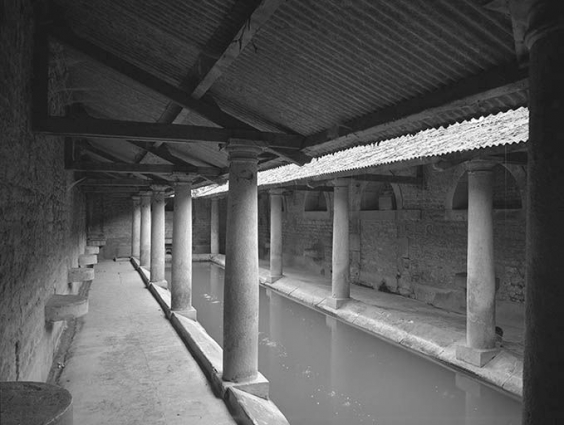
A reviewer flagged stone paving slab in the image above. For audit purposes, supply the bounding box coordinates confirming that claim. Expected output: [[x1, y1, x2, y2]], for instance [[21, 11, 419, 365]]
[[57, 260, 236, 425]]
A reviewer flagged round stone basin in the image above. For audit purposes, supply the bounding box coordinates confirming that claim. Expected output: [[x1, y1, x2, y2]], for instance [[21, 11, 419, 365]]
[[0, 381, 73, 425]]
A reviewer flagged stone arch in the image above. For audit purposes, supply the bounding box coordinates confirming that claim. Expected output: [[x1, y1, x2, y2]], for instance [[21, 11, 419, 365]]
[[445, 162, 525, 211], [304, 191, 328, 212], [359, 181, 403, 211]]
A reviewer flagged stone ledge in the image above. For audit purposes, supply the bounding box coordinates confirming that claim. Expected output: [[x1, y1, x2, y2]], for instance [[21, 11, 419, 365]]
[[0, 381, 73, 425], [78, 254, 97, 267], [45, 295, 88, 322], [84, 246, 99, 255], [68, 268, 94, 282]]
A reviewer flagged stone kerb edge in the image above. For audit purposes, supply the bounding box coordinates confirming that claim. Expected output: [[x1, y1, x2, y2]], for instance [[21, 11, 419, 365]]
[[130, 258, 289, 425]]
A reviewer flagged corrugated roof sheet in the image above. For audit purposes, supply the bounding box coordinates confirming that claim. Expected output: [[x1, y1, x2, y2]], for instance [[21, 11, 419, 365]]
[[194, 107, 528, 197], [211, 0, 516, 136]]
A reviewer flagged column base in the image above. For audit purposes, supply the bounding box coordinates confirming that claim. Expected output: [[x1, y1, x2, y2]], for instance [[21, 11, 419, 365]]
[[173, 306, 197, 321], [268, 274, 283, 283], [455, 344, 498, 367], [222, 373, 269, 399], [150, 280, 168, 289], [327, 297, 348, 309]]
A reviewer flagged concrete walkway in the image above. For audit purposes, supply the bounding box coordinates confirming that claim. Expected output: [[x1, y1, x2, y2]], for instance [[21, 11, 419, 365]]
[[56, 260, 236, 425]]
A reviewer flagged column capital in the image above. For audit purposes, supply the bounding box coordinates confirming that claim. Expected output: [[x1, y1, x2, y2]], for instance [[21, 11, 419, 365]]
[[139, 190, 152, 198], [226, 139, 263, 162], [524, 0, 564, 49], [331, 178, 350, 187], [173, 180, 193, 189], [269, 188, 285, 196], [131, 195, 141, 202], [150, 184, 169, 193], [465, 160, 496, 173]]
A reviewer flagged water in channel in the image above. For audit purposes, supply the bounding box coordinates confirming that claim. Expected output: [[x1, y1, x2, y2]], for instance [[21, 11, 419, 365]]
[[166, 262, 522, 425]]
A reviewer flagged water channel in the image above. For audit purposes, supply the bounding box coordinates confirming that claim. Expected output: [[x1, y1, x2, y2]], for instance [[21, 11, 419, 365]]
[[166, 262, 522, 425]]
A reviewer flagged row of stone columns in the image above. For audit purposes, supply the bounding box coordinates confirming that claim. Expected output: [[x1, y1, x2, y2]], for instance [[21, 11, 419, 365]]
[[132, 184, 196, 319]]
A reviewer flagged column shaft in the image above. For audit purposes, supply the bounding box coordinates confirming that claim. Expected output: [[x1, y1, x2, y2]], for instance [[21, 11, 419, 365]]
[[140, 194, 151, 268], [210, 198, 219, 254], [171, 183, 196, 319], [150, 189, 166, 285], [331, 181, 350, 308], [223, 144, 260, 382], [131, 197, 141, 258], [523, 5, 564, 423], [269, 190, 284, 282], [466, 168, 496, 350]]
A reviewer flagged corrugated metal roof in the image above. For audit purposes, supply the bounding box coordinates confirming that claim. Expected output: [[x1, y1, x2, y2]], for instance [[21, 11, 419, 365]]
[[51, 0, 531, 185], [194, 107, 528, 197], [211, 0, 516, 136]]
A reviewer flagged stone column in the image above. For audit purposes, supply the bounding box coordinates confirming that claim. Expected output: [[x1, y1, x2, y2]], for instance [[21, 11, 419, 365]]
[[150, 186, 167, 287], [223, 142, 261, 383], [210, 198, 219, 254], [328, 179, 350, 309], [131, 196, 141, 259], [269, 189, 285, 282], [170, 181, 197, 320], [522, 3, 564, 423], [139, 192, 152, 269], [456, 161, 497, 367]]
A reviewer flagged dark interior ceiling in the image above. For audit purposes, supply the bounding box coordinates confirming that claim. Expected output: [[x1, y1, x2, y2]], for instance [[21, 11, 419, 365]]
[[33, 0, 530, 194]]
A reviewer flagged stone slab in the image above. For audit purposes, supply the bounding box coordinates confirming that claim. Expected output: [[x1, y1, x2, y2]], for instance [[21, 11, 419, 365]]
[[45, 295, 88, 322], [84, 246, 99, 255], [68, 268, 94, 283], [78, 254, 97, 267], [0, 381, 73, 425]]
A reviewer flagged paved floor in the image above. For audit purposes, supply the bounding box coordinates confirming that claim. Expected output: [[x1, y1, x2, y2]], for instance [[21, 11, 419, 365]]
[[57, 260, 236, 425]]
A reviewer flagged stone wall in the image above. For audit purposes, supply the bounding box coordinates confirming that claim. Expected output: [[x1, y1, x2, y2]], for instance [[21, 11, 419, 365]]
[[253, 163, 526, 321], [0, 1, 87, 381], [94, 194, 213, 258]]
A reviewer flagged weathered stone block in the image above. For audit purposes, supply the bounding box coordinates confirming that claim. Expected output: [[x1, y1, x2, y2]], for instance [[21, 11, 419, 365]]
[[45, 295, 88, 322], [68, 267, 94, 282], [84, 246, 99, 255], [78, 254, 97, 266]]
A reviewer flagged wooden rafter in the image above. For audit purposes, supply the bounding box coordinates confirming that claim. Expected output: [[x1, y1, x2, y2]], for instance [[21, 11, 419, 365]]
[[78, 178, 152, 187], [48, 23, 311, 166], [191, 0, 286, 99], [49, 25, 248, 130], [353, 174, 422, 185], [35, 117, 304, 148], [66, 161, 221, 176]]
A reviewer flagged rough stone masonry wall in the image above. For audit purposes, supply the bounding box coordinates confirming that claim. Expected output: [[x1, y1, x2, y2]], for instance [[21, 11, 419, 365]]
[[0, 2, 87, 381], [257, 163, 526, 322], [95, 195, 213, 258]]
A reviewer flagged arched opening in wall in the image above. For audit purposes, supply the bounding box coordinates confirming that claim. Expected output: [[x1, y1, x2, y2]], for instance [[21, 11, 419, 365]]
[[360, 182, 397, 211], [493, 165, 522, 209], [450, 166, 522, 211], [304, 191, 328, 212], [452, 173, 469, 210]]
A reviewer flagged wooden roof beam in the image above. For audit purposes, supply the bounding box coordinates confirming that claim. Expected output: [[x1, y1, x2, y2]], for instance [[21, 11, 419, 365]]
[[78, 178, 153, 187], [35, 116, 304, 149], [66, 161, 222, 176], [191, 0, 286, 99], [48, 23, 311, 166], [49, 24, 249, 130]]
